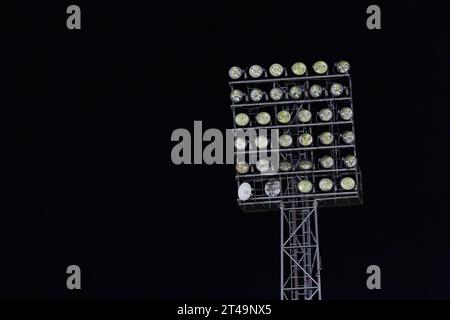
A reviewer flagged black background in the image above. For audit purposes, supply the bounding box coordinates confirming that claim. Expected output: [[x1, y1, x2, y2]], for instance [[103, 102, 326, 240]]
[[3, 1, 450, 299]]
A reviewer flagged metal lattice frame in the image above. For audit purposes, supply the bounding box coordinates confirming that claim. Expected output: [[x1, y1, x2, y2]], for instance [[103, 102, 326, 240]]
[[280, 201, 321, 300]]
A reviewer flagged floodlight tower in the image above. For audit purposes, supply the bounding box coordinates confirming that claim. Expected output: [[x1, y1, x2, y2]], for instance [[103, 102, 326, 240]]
[[228, 61, 362, 300]]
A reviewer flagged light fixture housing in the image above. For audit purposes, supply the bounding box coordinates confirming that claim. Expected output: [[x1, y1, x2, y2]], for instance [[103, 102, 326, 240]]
[[270, 87, 283, 101], [230, 89, 244, 103], [319, 131, 334, 145], [318, 108, 333, 122], [289, 86, 302, 99], [279, 134, 293, 148], [319, 156, 334, 169], [249, 65, 263, 78], [279, 160, 293, 171], [250, 88, 264, 102], [229, 66, 243, 80], [336, 60, 351, 74], [291, 62, 307, 76], [343, 155, 357, 168], [298, 133, 313, 147], [339, 107, 353, 121], [265, 179, 281, 197], [341, 131, 355, 144], [298, 180, 313, 193], [269, 63, 284, 77], [297, 109, 312, 123], [340, 177, 356, 190], [319, 178, 334, 192], [298, 160, 314, 170], [254, 136, 269, 149], [277, 110, 291, 124], [309, 84, 322, 98], [256, 159, 271, 173], [235, 137, 247, 150], [235, 162, 250, 174], [235, 113, 249, 127], [330, 83, 344, 97], [312, 61, 328, 74], [255, 112, 271, 125]]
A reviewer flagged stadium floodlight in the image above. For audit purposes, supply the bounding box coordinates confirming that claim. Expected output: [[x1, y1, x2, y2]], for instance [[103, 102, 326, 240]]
[[277, 110, 291, 124], [270, 87, 284, 101], [256, 159, 271, 173], [235, 113, 250, 126], [255, 136, 269, 149], [250, 88, 264, 102], [298, 180, 313, 193], [279, 134, 293, 148], [279, 160, 293, 171], [312, 60, 328, 74], [298, 160, 314, 170], [256, 112, 271, 125], [291, 62, 307, 76], [319, 155, 334, 169], [298, 132, 313, 147], [249, 65, 263, 78], [230, 89, 244, 103], [235, 137, 247, 150], [265, 179, 281, 197], [235, 162, 250, 174], [318, 108, 333, 122], [289, 86, 302, 99], [238, 182, 252, 201], [343, 154, 357, 168], [229, 66, 243, 80], [269, 63, 284, 77], [319, 131, 334, 145], [330, 83, 344, 97], [339, 107, 353, 120], [309, 84, 323, 98], [340, 177, 356, 190], [335, 60, 350, 74], [229, 60, 362, 301], [318, 178, 334, 192], [297, 109, 312, 123], [341, 131, 355, 144]]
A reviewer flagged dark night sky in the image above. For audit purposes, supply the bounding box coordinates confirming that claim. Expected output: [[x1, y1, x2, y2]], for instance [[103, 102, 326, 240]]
[[3, 1, 450, 299]]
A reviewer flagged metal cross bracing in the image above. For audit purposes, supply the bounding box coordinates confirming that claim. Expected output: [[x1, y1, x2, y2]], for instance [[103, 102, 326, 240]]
[[280, 201, 321, 300]]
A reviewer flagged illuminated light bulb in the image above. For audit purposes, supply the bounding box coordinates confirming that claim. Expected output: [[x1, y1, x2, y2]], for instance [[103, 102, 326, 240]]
[[297, 109, 312, 123], [256, 159, 271, 173], [336, 60, 351, 74], [270, 87, 283, 101], [343, 155, 357, 168], [291, 62, 307, 76], [235, 113, 249, 126], [340, 177, 356, 190], [312, 61, 328, 74], [298, 180, 313, 193], [319, 178, 334, 192], [255, 112, 271, 125], [330, 83, 344, 97], [230, 89, 244, 103], [279, 160, 293, 171], [269, 63, 284, 77], [298, 133, 313, 147], [250, 88, 264, 102], [277, 110, 291, 124], [279, 134, 293, 148], [319, 131, 334, 145], [319, 156, 334, 169], [265, 179, 281, 197], [254, 136, 269, 149], [318, 108, 333, 122], [235, 162, 250, 174], [289, 86, 302, 99], [298, 160, 313, 170], [309, 84, 323, 98], [235, 137, 247, 150], [249, 65, 263, 78], [341, 131, 355, 144], [339, 107, 353, 121], [228, 66, 243, 79]]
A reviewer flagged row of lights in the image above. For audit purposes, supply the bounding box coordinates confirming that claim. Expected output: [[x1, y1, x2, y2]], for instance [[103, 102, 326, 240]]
[[238, 176, 357, 201], [235, 107, 353, 126], [230, 82, 348, 103], [235, 155, 357, 174], [229, 60, 351, 80], [235, 130, 355, 150]]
